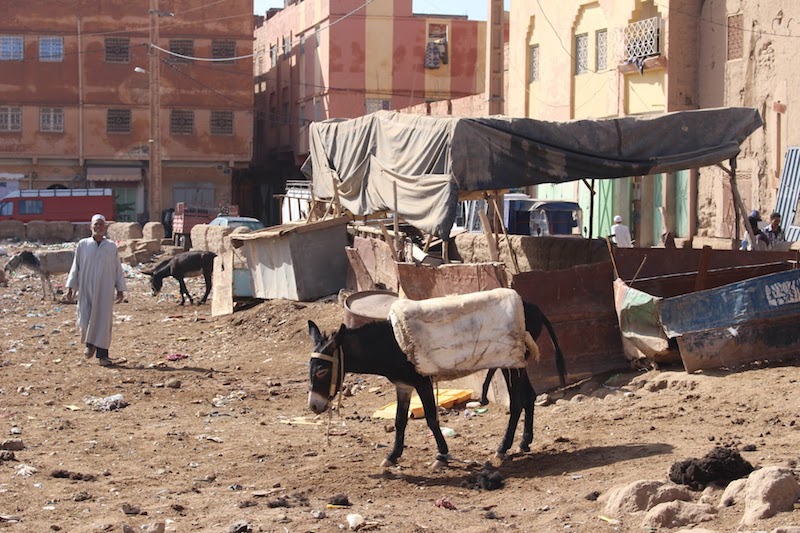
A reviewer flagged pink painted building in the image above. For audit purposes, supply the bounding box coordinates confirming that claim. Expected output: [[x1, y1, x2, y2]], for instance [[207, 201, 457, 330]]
[[253, 0, 487, 183]]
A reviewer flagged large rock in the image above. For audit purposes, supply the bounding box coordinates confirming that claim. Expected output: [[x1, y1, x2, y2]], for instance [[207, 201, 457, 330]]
[[602, 479, 693, 516], [641, 501, 717, 529], [26, 221, 73, 243], [107, 222, 143, 241], [719, 478, 747, 508], [0, 220, 24, 240], [741, 466, 800, 525], [143, 222, 166, 241]]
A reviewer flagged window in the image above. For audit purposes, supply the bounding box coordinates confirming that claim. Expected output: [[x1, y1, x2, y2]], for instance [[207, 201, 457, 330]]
[[105, 37, 130, 63], [210, 111, 233, 135], [283, 35, 291, 58], [528, 44, 539, 83], [106, 109, 131, 133], [365, 99, 390, 113], [0, 36, 23, 61], [39, 37, 63, 62], [40, 108, 64, 132], [270, 45, 278, 67], [212, 39, 235, 65], [299, 104, 306, 125], [299, 34, 305, 55], [314, 97, 323, 122], [727, 14, 744, 61], [596, 29, 607, 71], [575, 33, 588, 75], [623, 16, 662, 60], [0, 107, 22, 132], [19, 200, 43, 215], [315, 25, 320, 45], [169, 39, 194, 64], [170, 110, 194, 135], [256, 53, 264, 75]]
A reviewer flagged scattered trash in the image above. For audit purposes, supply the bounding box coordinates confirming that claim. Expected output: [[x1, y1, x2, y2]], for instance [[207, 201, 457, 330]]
[[346, 513, 365, 530], [311, 509, 326, 519], [166, 353, 189, 361], [598, 515, 620, 525], [15, 464, 37, 477], [435, 497, 457, 510], [228, 484, 243, 491], [440, 427, 455, 438], [196, 434, 223, 443], [327, 494, 352, 507], [466, 401, 481, 409], [84, 394, 128, 411]]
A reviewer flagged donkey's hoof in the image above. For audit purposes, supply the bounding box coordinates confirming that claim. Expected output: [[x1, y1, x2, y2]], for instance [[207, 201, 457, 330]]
[[494, 451, 509, 461], [431, 459, 448, 470], [519, 444, 531, 453], [380, 458, 397, 468]]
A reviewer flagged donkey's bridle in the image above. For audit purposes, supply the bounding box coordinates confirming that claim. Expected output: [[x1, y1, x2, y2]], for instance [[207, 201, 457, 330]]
[[311, 346, 343, 401]]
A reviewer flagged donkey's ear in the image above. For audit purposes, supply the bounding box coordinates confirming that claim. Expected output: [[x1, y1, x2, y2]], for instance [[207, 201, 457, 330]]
[[333, 323, 347, 343], [308, 320, 322, 343]]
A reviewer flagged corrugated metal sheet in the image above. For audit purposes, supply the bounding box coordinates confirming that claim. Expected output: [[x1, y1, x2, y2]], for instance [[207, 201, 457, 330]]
[[774, 146, 800, 241]]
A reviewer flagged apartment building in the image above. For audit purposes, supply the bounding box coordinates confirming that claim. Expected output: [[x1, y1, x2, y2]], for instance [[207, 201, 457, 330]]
[[253, 0, 487, 191], [0, 0, 253, 223]]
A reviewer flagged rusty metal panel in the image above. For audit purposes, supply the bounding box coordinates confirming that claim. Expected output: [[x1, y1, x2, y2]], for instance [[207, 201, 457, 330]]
[[349, 237, 399, 293], [512, 262, 628, 390], [395, 262, 508, 300], [614, 247, 799, 281]]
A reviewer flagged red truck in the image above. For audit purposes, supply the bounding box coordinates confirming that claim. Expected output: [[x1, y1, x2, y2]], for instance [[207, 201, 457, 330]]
[[0, 188, 116, 223], [172, 202, 238, 249]]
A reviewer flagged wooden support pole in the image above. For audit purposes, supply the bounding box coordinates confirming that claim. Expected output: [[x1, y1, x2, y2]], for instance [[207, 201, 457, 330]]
[[330, 175, 341, 217], [379, 222, 398, 262], [717, 160, 756, 248], [492, 196, 520, 274], [393, 181, 401, 261], [478, 208, 499, 262]]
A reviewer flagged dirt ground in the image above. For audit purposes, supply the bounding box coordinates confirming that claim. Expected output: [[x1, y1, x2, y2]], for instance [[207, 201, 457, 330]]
[[1, 244, 799, 533]]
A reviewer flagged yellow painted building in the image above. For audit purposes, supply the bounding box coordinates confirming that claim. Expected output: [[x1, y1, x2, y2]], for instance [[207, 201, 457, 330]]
[[507, 0, 702, 246]]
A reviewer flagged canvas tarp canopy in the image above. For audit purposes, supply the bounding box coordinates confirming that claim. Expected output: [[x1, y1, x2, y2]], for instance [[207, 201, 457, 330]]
[[301, 108, 763, 237]]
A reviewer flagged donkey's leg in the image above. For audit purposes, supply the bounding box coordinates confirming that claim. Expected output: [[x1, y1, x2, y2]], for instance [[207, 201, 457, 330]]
[[199, 270, 212, 304], [177, 277, 193, 305], [516, 371, 536, 452], [382, 384, 414, 467], [45, 273, 56, 301], [497, 368, 523, 458], [39, 273, 47, 301], [480, 368, 497, 405], [414, 378, 450, 467]]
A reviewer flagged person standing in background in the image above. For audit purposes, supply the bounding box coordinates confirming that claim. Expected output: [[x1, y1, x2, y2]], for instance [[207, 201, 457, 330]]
[[759, 211, 786, 249], [610, 215, 633, 248], [65, 214, 126, 367]]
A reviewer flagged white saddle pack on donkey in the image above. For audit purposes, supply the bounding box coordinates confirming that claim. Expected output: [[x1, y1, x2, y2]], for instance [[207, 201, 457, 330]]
[[388, 288, 536, 377]]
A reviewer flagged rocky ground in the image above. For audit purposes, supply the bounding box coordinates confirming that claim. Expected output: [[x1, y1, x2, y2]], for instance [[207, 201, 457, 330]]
[[1, 243, 799, 533]]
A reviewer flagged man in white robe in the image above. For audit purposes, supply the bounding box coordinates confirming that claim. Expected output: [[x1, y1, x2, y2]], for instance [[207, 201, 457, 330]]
[[610, 215, 633, 248], [65, 214, 126, 366]]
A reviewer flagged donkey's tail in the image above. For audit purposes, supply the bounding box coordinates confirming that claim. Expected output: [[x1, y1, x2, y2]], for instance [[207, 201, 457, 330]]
[[540, 311, 567, 388]]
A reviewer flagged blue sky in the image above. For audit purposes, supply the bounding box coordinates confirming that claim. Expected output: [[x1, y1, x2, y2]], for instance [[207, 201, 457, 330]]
[[253, 0, 510, 20]]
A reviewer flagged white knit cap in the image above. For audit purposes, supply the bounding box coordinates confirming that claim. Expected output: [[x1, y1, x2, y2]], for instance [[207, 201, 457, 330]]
[[614, 215, 622, 223], [91, 214, 106, 223]]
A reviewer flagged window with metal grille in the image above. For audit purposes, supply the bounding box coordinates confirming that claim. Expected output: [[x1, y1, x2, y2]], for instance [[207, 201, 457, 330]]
[[0, 107, 22, 132], [211, 39, 235, 65], [283, 35, 291, 58], [107, 109, 131, 133], [105, 37, 130, 63], [623, 16, 661, 59], [40, 108, 64, 132], [170, 110, 194, 135], [0, 36, 23, 61], [596, 29, 607, 71], [256, 53, 264, 75], [575, 33, 589, 75], [365, 99, 390, 114], [528, 44, 539, 83], [270, 45, 278, 67], [169, 39, 194, 63], [727, 14, 743, 61], [210, 111, 233, 135], [39, 37, 63, 62]]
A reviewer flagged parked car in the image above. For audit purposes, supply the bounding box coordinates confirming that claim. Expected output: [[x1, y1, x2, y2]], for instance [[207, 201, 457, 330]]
[[208, 216, 265, 231]]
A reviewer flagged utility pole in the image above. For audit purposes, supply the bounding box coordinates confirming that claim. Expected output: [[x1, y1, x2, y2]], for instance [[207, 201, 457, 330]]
[[148, 0, 163, 222], [485, 0, 504, 116]]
